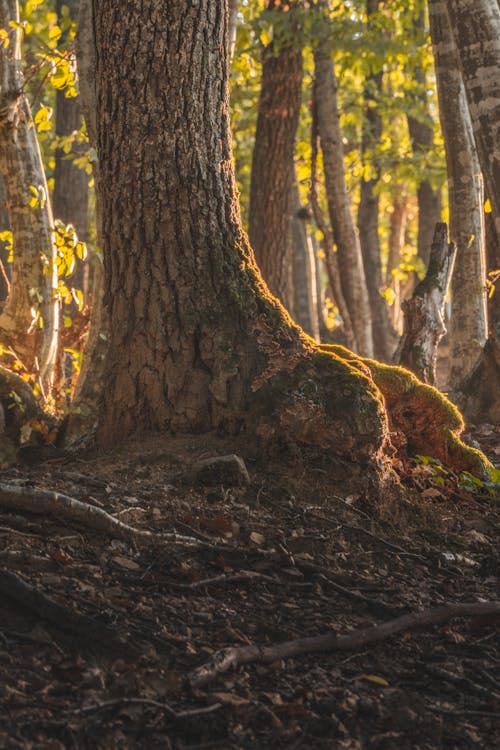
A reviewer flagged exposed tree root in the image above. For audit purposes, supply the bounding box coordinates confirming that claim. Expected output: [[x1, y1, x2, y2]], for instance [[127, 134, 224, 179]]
[[0, 482, 157, 545], [0, 568, 128, 649], [0, 482, 223, 550], [189, 601, 500, 687]]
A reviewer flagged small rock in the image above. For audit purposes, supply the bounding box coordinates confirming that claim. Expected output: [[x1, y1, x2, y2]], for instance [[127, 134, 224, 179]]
[[189, 454, 250, 487]]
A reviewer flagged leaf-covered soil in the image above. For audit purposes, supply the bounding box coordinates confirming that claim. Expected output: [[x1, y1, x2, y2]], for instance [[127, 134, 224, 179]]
[[0, 427, 499, 750]]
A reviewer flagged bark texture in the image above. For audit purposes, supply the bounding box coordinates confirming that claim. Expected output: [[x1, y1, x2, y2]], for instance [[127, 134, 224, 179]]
[[397, 223, 456, 385], [446, 0, 500, 422], [313, 31, 373, 356], [90, 0, 387, 470], [447, 0, 500, 238], [84, 0, 491, 482], [357, 0, 397, 362], [0, 0, 58, 385], [428, 0, 487, 389], [248, 1, 303, 313]]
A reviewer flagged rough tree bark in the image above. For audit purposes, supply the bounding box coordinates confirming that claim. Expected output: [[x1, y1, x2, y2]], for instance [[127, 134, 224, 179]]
[[313, 11, 373, 356], [446, 0, 500, 423], [248, 0, 303, 312], [81, 0, 491, 484], [406, 9, 442, 270], [0, 0, 58, 386], [428, 0, 487, 390], [397, 223, 456, 386], [357, 0, 397, 362]]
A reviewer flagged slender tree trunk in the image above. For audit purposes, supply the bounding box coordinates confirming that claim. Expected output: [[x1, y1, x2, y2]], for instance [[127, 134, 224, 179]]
[[291, 186, 319, 340], [53, 0, 89, 244], [428, 0, 487, 390], [357, 0, 397, 361], [406, 10, 442, 269], [310, 106, 356, 350], [229, 0, 238, 60], [313, 34, 373, 356], [0, 0, 58, 387], [248, 0, 303, 313]]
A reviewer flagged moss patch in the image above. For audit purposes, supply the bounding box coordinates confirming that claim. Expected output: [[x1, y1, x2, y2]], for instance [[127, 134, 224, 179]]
[[319, 344, 494, 480]]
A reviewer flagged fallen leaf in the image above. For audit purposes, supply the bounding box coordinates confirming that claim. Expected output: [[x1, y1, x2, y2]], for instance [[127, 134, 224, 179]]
[[359, 674, 390, 686], [210, 692, 250, 706]]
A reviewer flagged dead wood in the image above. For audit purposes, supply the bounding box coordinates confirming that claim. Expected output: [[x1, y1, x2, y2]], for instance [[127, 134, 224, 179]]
[[397, 222, 456, 384], [189, 600, 500, 687]]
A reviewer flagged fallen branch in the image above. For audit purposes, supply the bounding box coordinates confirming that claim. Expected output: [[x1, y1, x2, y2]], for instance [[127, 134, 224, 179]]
[[189, 601, 500, 687]]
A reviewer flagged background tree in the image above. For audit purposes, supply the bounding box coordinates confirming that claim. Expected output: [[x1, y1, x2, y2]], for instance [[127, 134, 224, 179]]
[[428, 0, 487, 390], [248, 0, 303, 312], [0, 0, 58, 387]]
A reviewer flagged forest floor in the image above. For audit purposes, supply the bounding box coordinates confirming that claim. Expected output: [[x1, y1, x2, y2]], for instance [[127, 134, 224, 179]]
[[0, 425, 499, 750]]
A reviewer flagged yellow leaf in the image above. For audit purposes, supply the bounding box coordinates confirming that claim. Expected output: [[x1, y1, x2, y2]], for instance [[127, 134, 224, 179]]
[[485, 198, 492, 214], [359, 674, 390, 686]]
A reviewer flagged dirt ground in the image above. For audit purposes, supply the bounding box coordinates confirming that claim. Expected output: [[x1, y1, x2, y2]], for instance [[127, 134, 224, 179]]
[[0, 425, 499, 750]]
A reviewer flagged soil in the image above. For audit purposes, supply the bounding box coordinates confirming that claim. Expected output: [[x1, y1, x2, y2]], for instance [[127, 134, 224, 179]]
[[0, 426, 499, 750]]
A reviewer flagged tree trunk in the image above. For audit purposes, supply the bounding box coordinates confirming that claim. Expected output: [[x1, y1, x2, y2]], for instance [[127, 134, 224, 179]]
[[397, 223, 456, 385], [291, 187, 319, 340], [386, 196, 408, 332], [357, 0, 397, 362], [248, 0, 303, 313], [446, 0, 500, 422], [229, 0, 238, 60], [406, 10, 442, 270], [0, 0, 58, 387], [313, 31, 373, 356], [83, 0, 491, 483], [428, 0, 487, 390], [53, 0, 89, 244], [310, 107, 356, 350]]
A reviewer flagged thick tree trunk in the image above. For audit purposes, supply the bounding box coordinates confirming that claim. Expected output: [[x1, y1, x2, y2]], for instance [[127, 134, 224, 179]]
[[313, 35, 373, 356], [428, 0, 487, 390], [406, 11, 442, 270], [248, 1, 303, 313], [397, 223, 456, 385], [83, 0, 491, 482], [0, 0, 58, 387], [357, 0, 397, 362], [89, 0, 385, 464]]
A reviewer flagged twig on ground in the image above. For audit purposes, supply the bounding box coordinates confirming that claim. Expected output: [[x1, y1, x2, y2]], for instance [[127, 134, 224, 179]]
[[73, 696, 223, 721], [189, 601, 500, 687]]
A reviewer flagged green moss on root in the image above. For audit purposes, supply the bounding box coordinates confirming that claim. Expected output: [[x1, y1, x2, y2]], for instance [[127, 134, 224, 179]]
[[319, 344, 494, 480]]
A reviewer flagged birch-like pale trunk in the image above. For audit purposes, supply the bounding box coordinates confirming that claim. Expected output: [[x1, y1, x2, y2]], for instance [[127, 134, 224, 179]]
[[0, 0, 58, 387], [313, 40, 373, 356], [428, 0, 487, 389], [446, 0, 500, 240]]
